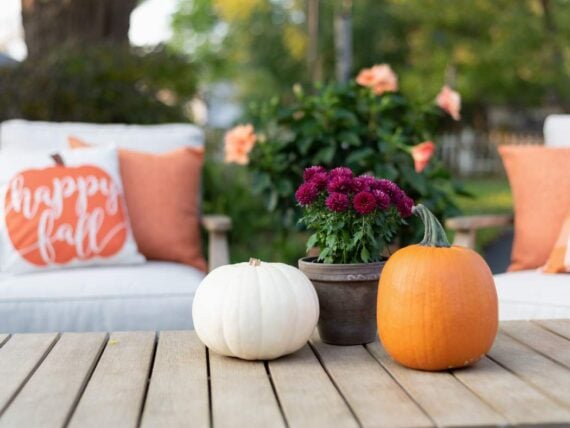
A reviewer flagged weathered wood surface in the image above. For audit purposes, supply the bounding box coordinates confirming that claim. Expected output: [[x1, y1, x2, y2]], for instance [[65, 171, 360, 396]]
[[366, 341, 507, 427], [0, 332, 106, 428], [68, 331, 156, 428], [312, 339, 432, 427], [140, 331, 209, 428], [0, 321, 569, 427], [209, 349, 285, 428], [0, 333, 58, 416], [269, 344, 358, 428]]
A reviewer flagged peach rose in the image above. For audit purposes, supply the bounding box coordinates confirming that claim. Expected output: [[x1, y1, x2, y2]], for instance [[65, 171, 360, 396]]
[[356, 64, 398, 95], [411, 141, 436, 173], [436, 85, 461, 121], [224, 124, 257, 165]]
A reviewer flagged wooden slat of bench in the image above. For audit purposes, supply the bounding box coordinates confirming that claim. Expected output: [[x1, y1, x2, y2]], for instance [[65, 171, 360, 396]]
[[268, 345, 358, 428], [453, 356, 570, 425], [0, 333, 106, 428], [68, 331, 155, 428], [0, 333, 58, 416], [312, 340, 433, 428], [501, 321, 570, 368], [367, 341, 507, 427], [209, 351, 285, 428], [535, 319, 570, 340], [489, 331, 570, 406], [140, 331, 209, 428]]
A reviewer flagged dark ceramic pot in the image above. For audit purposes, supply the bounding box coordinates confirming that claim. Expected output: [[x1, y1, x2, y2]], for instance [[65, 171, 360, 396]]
[[298, 256, 385, 346]]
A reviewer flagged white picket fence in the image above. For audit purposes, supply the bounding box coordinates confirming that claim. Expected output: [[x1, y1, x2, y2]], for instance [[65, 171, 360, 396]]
[[439, 129, 544, 177]]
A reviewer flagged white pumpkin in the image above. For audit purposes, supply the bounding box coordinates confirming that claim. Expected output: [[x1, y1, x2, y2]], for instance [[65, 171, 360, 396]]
[[192, 258, 320, 360]]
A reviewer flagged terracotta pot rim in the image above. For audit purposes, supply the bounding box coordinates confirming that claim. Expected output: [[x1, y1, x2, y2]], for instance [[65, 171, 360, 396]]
[[298, 256, 386, 268], [298, 256, 385, 282]]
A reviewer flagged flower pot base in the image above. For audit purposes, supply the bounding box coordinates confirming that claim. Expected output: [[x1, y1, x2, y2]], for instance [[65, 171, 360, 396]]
[[299, 257, 384, 346]]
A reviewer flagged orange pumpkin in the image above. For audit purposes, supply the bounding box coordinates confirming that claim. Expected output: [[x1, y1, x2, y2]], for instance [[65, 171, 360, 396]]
[[377, 204, 498, 371], [4, 154, 127, 266]]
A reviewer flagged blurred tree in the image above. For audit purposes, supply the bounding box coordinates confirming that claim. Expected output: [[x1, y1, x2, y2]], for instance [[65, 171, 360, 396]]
[[171, 0, 570, 111], [0, 44, 197, 123], [21, 0, 137, 60]]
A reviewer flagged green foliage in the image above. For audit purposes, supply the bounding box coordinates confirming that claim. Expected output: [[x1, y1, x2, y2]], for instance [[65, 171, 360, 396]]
[[171, 0, 570, 110], [246, 81, 462, 244], [300, 195, 404, 264], [0, 44, 197, 123], [201, 133, 305, 264]]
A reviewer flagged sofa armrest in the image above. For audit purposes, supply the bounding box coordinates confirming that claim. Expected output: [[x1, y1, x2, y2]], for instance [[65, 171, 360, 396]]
[[445, 214, 514, 250], [201, 215, 232, 271]]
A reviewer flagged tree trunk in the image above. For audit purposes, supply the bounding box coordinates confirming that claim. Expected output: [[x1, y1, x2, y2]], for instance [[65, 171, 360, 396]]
[[307, 0, 322, 83], [21, 0, 137, 60], [334, 0, 352, 83]]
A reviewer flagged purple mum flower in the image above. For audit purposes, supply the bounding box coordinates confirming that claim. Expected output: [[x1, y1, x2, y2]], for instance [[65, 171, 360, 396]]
[[326, 192, 350, 212], [303, 166, 326, 182], [373, 178, 399, 197], [352, 175, 375, 193], [329, 167, 353, 179], [395, 194, 414, 218], [353, 191, 377, 215], [372, 189, 391, 210], [295, 182, 319, 206], [389, 189, 414, 218], [327, 175, 353, 193], [309, 172, 328, 191]]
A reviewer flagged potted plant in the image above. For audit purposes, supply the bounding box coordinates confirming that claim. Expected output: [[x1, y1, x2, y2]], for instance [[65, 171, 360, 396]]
[[296, 165, 414, 345]]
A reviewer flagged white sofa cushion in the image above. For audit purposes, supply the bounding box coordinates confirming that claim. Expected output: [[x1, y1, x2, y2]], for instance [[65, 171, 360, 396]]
[[544, 115, 570, 148], [0, 261, 204, 333], [0, 120, 204, 153], [495, 270, 570, 320]]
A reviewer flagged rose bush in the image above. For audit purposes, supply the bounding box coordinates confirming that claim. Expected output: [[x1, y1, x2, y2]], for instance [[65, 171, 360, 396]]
[[224, 63, 467, 244], [296, 166, 413, 264]]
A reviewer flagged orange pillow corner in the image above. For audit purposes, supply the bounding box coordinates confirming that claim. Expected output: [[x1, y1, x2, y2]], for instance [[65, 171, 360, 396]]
[[499, 144, 570, 272]]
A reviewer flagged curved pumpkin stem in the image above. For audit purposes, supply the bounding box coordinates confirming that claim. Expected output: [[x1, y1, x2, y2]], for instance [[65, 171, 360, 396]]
[[413, 204, 451, 248]]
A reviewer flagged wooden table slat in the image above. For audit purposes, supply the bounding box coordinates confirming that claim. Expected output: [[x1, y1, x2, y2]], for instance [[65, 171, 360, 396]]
[[313, 339, 433, 428], [489, 331, 570, 407], [209, 350, 285, 428], [68, 331, 156, 428], [0, 333, 58, 415], [501, 321, 570, 368], [535, 319, 570, 340], [140, 331, 209, 428], [366, 341, 508, 427], [0, 332, 106, 428], [452, 356, 570, 425], [268, 344, 359, 428]]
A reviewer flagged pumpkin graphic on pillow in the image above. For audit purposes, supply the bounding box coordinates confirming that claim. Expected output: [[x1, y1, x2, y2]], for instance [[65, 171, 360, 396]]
[[4, 154, 128, 266]]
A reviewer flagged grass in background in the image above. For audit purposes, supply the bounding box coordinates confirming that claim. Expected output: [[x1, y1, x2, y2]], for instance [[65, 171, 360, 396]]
[[452, 177, 513, 250]]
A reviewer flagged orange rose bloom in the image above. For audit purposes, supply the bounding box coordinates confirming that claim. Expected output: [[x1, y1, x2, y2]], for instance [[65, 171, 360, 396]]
[[224, 124, 257, 165], [411, 141, 436, 173], [436, 85, 461, 121], [356, 64, 398, 95]]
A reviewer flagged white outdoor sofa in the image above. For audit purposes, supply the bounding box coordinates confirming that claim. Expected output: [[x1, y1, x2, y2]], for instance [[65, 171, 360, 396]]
[[0, 120, 231, 333], [446, 115, 570, 320]]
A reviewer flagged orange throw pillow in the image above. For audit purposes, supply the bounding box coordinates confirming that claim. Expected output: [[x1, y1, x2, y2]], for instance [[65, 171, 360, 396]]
[[69, 137, 207, 272], [499, 145, 570, 271], [543, 214, 570, 273]]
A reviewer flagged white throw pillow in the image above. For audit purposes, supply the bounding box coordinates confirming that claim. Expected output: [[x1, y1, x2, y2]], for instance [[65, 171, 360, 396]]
[[0, 146, 144, 274]]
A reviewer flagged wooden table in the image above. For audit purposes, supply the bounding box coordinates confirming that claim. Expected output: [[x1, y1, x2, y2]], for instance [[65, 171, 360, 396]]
[[0, 320, 569, 427]]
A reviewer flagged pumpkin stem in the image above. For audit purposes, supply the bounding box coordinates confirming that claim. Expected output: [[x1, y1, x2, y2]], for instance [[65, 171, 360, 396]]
[[249, 258, 261, 266], [413, 204, 451, 248], [51, 153, 65, 166]]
